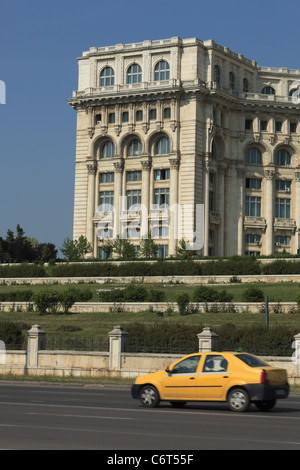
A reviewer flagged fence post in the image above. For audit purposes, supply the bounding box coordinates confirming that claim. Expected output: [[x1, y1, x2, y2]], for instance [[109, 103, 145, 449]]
[[26, 324, 46, 371], [197, 327, 219, 352], [108, 326, 128, 371], [293, 332, 300, 376]]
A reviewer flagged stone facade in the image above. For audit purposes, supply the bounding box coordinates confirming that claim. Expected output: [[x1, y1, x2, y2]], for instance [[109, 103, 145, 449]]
[[68, 37, 300, 257]]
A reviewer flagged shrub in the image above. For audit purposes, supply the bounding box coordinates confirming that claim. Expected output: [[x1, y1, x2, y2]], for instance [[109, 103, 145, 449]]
[[242, 286, 264, 302], [32, 290, 59, 314], [0, 263, 45, 278], [192, 286, 233, 303], [176, 292, 190, 315], [147, 289, 166, 302], [0, 321, 23, 349], [58, 288, 77, 314], [0, 290, 33, 301]]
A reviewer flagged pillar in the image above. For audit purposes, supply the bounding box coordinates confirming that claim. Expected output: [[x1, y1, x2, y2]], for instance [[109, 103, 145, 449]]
[[86, 159, 97, 254], [217, 162, 226, 256], [264, 169, 275, 255], [26, 325, 46, 370], [113, 159, 124, 238], [236, 166, 245, 255], [197, 327, 219, 352], [203, 159, 210, 256], [140, 158, 151, 238], [168, 156, 180, 255], [108, 326, 128, 371], [294, 171, 300, 253]]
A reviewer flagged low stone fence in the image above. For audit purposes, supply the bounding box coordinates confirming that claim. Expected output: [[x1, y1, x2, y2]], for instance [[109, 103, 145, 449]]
[[2, 274, 300, 286], [0, 325, 300, 384], [0, 300, 297, 314]]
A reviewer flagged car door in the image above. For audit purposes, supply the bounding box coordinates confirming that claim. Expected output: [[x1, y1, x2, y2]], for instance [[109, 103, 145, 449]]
[[161, 355, 202, 400], [196, 354, 230, 400]]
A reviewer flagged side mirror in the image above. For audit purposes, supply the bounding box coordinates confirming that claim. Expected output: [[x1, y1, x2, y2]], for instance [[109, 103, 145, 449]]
[[165, 366, 172, 374]]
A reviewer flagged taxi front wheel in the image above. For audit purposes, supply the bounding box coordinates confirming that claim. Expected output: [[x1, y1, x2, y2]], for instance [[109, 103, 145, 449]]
[[227, 388, 250, 412], [139, 385, 160, 408]]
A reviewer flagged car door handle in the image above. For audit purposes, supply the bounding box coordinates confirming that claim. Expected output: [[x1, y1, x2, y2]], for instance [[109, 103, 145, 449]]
[[189, 377, 195, 380], [223, 376, 229, 378]]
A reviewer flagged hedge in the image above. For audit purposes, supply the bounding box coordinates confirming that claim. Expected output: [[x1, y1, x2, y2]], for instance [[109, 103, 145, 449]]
[[125, 322, 297, 356], [0, 264, 45, 278]]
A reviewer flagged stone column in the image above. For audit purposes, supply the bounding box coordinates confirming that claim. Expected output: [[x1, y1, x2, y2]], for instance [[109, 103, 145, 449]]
[[113, 159, 124, 238], [264, 169, 275, 255], [197, 327, 219, 352], [294, 171, 300, 253], [217, 162, 226, 256], [236, 166, 245, 255], [86, 159, 97, 254], [168, 156, 180, 255], [140, 158, 152, 238], [203, 159, 210, 256], [26, 325, 46, 370], [108, 326, 128, 371]]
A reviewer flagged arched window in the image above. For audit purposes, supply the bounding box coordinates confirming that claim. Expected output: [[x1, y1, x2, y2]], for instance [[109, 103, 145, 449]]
[[128, 139, 142, 157], [127, 64, 142, 84], [214, 65, 221, 84], [100, 67, 115, 87], [154, 61, 170, 81], [243, 78, 249, 93], [101, 141, 115, 159], [246, 147, 262, 165], [155, 136, 170, 155], [275, 149, 291, 166], [261, 86, 275, 95]]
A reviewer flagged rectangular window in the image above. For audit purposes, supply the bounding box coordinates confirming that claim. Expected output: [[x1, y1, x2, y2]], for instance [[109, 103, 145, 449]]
[[122, 111, 129, 122], [126, 171, 142, 182], [163, 108, 171, 119], [290, 122, 297, 133], [154, 169, 170, 180], [245, 196, 261, 217], [275, 236, 291, 246], [275, 198, 290, 218], [152, 226, 169, 238], [136, 110, 143, 121], [108, 113, 115, 124], [158, 245, 169, 258], [95, 114, 102, 125], [154, 188, 169, 207], [275, 121, 282, 132], [100, 172, 114, 183], [245, 234, 261, 244], [99, 191, 114, 211], [275, 180, 291, 192], [245, 119, 253, 130], [126, 189, 141, 210], [260, 120, 267, 131], [246, 178, 262, 189], [149, 109, 156, 120], [98, 247, 112, 259]]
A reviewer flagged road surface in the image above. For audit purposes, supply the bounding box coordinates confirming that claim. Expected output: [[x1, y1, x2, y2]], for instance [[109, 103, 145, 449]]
[[0, 383, 299, 450]]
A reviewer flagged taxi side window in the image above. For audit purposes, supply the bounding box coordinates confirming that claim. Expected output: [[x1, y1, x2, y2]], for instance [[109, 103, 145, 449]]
[[172, 355, 201, 374], [203, 355, 228, 373]]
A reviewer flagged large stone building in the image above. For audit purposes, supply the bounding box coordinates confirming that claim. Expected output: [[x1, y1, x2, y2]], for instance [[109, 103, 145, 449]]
[[68, 36, 300, 258]]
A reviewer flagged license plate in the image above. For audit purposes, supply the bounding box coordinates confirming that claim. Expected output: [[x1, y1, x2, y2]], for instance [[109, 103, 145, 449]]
[[275, 389, 285, 396]]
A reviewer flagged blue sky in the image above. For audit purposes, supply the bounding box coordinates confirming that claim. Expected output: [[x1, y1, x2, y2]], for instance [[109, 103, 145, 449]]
[[0, 0, 299, 254]]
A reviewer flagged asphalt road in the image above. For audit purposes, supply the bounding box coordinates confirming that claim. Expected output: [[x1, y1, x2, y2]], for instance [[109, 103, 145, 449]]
[[0, 383, 299, 451]]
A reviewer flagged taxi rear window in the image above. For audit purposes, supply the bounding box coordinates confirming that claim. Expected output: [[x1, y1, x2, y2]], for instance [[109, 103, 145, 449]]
[[236, 353, 268, 367]]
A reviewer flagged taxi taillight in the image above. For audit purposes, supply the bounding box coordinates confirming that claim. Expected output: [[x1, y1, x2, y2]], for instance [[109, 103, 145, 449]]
[[261, 369, 269, 383]]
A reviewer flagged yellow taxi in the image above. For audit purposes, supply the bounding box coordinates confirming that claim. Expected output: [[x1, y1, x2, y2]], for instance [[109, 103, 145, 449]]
[[131, 352, 289, 412]]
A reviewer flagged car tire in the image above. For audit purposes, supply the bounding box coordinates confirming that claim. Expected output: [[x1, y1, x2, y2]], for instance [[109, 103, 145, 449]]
[[139, 385, 160, 408], [227, 388, 250, 412], [254, 399, 276, 411]]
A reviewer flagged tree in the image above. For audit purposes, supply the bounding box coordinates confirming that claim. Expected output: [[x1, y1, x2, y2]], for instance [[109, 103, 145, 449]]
[[60, 236, 92, 261], [140, 232, 158, 259], [111, 235, 136, 260]]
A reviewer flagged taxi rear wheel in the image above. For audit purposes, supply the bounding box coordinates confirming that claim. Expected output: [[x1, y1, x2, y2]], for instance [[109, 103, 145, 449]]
[[139, 385, 160, 408], [227, 388, 250, 412]]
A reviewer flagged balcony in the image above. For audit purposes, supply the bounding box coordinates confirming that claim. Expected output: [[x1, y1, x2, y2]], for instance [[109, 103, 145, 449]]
[[274, 218, 296, 232], [244, 216, 266, 231]]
